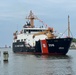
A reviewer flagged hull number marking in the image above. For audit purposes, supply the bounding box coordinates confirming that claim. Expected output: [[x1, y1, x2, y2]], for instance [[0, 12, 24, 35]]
[[48, 44, 54, 47]]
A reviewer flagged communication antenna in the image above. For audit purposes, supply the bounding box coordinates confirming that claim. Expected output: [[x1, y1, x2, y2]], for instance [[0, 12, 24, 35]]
[[68, 15, 70, 37]]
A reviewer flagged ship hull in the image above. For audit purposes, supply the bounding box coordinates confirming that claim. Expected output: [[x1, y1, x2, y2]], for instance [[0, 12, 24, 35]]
[[12, 38, 72, 55]]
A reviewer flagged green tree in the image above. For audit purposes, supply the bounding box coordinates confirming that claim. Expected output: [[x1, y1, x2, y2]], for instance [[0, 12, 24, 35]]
[[72, 38, 76, 42]]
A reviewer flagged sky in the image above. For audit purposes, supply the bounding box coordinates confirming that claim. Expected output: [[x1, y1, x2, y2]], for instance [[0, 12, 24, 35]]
[[0, 0, 76, 47]]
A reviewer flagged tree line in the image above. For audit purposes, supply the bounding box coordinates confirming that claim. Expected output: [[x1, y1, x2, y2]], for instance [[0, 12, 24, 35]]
[[72, 38, 76, 42]]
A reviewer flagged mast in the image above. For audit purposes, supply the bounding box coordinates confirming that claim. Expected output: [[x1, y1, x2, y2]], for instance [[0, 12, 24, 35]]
[[68, 15, 70, 37], [26, 10, 37, 27]]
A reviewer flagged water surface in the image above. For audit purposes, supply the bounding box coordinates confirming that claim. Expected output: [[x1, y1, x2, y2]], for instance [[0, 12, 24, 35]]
[[0, 48, 76, 75]]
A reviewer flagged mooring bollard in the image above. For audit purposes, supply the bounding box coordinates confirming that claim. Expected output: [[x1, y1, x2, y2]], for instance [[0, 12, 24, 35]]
[[3, 51, 9, 61]]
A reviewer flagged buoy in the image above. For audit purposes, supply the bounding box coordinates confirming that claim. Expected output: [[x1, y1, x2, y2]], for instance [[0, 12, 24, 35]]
[[3, 51, 9, 61]]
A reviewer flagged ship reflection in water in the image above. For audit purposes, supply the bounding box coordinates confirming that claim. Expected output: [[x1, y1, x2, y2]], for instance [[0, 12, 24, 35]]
[[0, 48, 76, 75]]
